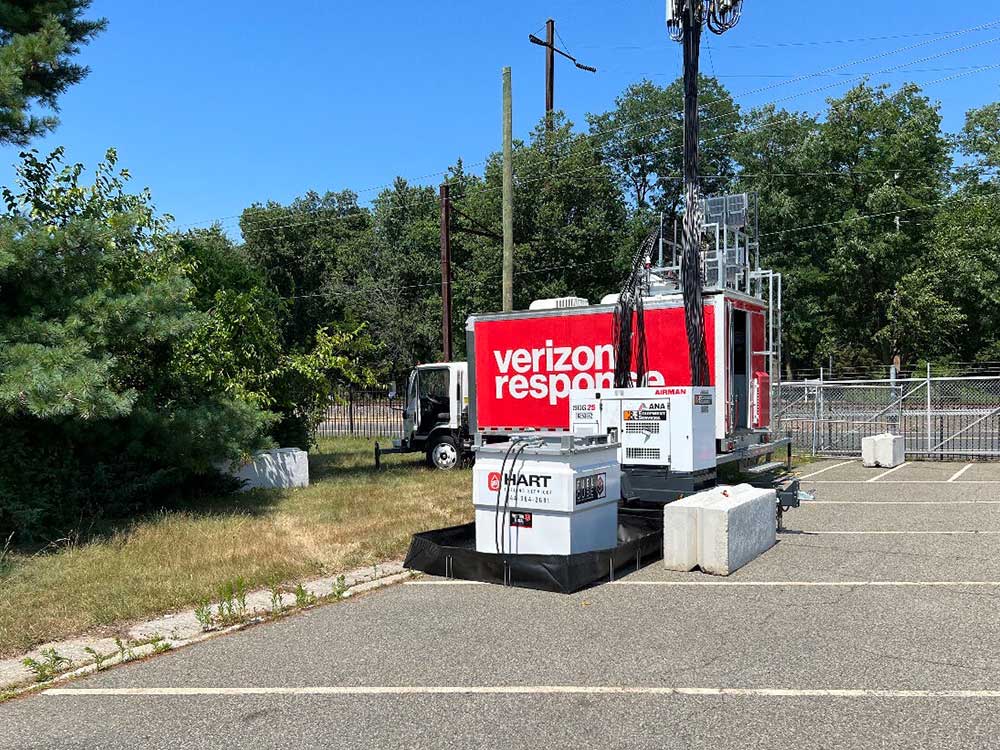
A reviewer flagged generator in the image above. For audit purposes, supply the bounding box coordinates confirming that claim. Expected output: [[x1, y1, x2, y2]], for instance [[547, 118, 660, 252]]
[[570, 386, 717, 503], [472, 435, 621, 555]]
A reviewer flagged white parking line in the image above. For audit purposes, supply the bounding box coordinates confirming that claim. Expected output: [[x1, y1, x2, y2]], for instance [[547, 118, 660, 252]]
[[797, 460, 855, 479], [42, 686, 1000, 699], [867, 463, 910, 482], [610, 581, 1000, 587], [794, 531, 1000, 535], [807, 480, 1000, 485], [808, 500, 1000, 505], [411, 578, 1000, 586], [949, 464, 975, 482], [405, 580, 485, 585]]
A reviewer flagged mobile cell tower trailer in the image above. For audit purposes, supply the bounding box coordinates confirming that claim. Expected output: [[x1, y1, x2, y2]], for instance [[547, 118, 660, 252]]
[[384, 194, 791, 485], [403, 194, 803, 592], [464, 194, 791, 497]]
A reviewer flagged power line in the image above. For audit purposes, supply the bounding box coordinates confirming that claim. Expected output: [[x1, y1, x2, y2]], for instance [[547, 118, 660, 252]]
[[192, 60, 999, 243], [582, 24, 1000, 52], [174, 28, 1000, 239], [581, 19, 1000, 156], [759, 188, 1000, 238], [467, 58, 1000, 199], [175, 19, 1000, 233]]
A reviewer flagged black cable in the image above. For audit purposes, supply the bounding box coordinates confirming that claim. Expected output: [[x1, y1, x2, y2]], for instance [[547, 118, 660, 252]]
[[613, 227, 659, 387], [494, 441, 518, 554], [502, 443, 528, 555]]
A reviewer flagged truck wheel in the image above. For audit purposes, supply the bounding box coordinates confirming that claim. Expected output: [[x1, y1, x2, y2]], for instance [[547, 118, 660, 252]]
[[427, 436, 459, 470]]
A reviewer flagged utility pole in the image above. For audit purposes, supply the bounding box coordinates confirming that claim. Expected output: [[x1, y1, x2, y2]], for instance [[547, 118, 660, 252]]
[[502, 66, 514, 312], [528, 19, 596, 129], [545, 19, 554, 118], [666, 0, 743, 387], [439, 182, 453, 361]]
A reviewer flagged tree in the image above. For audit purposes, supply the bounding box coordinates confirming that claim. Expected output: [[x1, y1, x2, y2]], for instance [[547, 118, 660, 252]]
[[587, 76, 741, 215], [0, 0, 106, 144], [929, 104, 1000, 360], [178, 226, 376, 449], [459, 113, 630, 316], [336, 178, 444, 374], [0, 149, 270, 540], [737, 82, 957, 371]]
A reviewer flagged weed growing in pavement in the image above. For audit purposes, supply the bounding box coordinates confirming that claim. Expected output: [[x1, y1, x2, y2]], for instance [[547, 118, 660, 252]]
[[294, 583, 316, 607], [216, 578, 250, 625], [269, 579, 285, 613], [22, 648, 70, 682], [234, 577, 249, 617], [194, 598, 214, 630], [152, 640, 171, 655], [83, 646, 107, 671], [331, 575, 348, 600], [217, 581, 236, 624], [114, 637, 135, 664]]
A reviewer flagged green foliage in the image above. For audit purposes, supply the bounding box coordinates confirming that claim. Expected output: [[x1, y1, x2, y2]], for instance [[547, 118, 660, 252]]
[[587, 76, 741, 213], [0, 1, 106, 144], [929, 104, 1000, 361], [293, 583, 316, 607], [194, 598, 214, 630], [453, 113, 629, 325], [22, 647, 69, 682], [82, 645, 107, 670], [0, 148, 272, 541], [737, 82, 956, 370]]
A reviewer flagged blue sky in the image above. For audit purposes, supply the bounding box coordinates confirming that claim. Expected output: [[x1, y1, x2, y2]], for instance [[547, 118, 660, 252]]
[[1, 1, 998, 235]]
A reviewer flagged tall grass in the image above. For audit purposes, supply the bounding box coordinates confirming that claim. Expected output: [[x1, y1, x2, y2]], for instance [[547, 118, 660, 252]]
[[0, 438, 471, 657]]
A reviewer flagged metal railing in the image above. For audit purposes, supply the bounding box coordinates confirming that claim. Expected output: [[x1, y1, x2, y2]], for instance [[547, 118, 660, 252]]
[[776, 372, 1000, 461], [316, 388, 404, 439]]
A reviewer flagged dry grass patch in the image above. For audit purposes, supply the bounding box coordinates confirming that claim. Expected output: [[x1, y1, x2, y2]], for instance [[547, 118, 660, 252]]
[[0, 438, 471, 657]]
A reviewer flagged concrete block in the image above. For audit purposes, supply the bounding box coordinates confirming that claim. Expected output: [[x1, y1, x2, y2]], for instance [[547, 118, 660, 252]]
[[227, 448, 310, 491], [662, 497, 702, 572], [698, 485, 777, 576], [663, 484, 776, 576], [874, 433, 905, 468], [861, 436, 879, 467]]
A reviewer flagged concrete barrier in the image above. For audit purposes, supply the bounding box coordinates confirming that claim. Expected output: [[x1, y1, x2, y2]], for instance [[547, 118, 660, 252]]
[[225, 448, 310, 491], [874, 434, 905, 468], [862, 433, 904, 468], [862, 435, 878, 467], [664, 484, 776, 576]]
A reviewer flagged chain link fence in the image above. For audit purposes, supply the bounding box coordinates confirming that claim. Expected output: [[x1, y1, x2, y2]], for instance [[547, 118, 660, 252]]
[[776, 375, 1000, 460], [316, 388, 404, 439]]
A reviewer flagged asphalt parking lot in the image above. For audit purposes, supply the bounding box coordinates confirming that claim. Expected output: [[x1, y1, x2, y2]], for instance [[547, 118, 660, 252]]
[[5, 459, 1000, 749]]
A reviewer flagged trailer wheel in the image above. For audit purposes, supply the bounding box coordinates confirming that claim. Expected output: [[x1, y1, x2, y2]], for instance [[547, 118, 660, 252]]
[[427, 436, 459, 470]]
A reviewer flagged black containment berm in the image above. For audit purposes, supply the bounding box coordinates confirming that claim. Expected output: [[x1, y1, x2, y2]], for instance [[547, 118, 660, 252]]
[[403, 507, 663, 594]]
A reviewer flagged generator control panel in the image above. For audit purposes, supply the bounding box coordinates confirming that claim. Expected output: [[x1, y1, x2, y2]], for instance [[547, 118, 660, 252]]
[[569, 386, 716, 473]]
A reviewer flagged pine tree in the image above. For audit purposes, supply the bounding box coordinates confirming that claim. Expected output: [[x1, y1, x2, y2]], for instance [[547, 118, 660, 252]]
[[0, 0, 106, 144]]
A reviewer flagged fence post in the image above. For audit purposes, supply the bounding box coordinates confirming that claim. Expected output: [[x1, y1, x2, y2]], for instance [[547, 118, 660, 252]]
[[926, 363, 932, 459], [811, 371, 820, 456], [349, 388, 355, 436]]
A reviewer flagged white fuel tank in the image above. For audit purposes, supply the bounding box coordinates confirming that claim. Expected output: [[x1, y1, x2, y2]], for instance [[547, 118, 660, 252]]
[[472, 437, 620, 556]]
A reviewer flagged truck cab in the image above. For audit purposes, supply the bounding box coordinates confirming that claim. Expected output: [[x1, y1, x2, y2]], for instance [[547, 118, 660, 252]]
[[389, 362, 470, 469]]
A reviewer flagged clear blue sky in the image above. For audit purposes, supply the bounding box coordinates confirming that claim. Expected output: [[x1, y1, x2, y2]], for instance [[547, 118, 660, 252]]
[[1, 1, 998, 235]]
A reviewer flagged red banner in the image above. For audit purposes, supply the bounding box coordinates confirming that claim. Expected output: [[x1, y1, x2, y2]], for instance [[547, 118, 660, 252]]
[[473, 305, 716, 430]]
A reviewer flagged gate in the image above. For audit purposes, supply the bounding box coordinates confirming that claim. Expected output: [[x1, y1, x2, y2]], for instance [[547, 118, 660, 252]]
[[316, 388, 404, 439], [776, 374, 1000, 460]]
